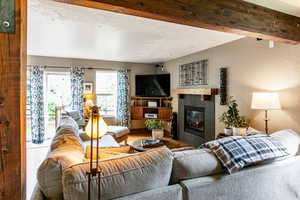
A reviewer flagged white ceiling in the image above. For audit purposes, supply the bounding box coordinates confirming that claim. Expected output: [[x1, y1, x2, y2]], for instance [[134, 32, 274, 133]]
[[28, 0, 300, 64], [244, 0, 300, 17], [28, 0, 243, 63]]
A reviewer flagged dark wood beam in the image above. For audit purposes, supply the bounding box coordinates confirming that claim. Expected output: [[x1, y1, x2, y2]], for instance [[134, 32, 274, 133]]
[[0, 0, 27, 199], [56, 0, 300, 44]]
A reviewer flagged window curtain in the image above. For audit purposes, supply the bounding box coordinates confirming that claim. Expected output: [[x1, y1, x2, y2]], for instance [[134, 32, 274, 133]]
[[70, 66, 85, 115], [29, 66, 45, 144], [116, 69, 130, 127]]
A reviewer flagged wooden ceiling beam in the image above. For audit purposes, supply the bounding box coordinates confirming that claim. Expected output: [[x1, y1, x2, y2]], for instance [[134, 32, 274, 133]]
[[56, 0, 300, 44]]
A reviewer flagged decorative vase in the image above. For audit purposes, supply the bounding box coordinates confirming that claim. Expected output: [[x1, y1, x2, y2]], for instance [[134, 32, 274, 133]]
[[152, 129, 164, 140], [224, 128, 232, 136], [232, 127, 247, 136]]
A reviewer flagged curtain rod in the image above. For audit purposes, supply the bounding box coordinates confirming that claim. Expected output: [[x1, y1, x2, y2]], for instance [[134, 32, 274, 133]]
[[27, 65, 131, 71]]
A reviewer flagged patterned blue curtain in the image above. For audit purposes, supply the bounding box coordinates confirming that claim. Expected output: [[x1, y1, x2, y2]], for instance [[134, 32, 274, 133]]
[[29, 66, 45, 144], [116, 69, 130, 127], [70, 67, 85, 115]]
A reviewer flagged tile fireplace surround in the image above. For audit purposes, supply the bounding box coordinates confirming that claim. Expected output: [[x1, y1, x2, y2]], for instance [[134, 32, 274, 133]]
[[178, 94, 215, 146]]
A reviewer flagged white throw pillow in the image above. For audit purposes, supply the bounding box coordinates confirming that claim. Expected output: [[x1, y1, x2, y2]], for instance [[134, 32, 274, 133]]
[[271, 129, 300, 156]]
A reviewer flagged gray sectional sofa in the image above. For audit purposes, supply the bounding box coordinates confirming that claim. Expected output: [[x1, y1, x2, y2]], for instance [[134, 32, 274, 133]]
[[32, 116, 300, 200]]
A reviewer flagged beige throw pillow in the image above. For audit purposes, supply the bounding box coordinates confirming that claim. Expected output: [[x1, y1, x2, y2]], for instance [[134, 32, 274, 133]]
[[171, 148, 223, 183]]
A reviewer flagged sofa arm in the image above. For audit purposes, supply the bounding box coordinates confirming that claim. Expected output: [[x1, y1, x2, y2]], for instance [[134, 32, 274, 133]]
[[37, 146, 85, 200]]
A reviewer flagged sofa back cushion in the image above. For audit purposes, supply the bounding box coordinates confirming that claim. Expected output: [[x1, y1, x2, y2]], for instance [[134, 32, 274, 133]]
[[56, 116, 79, 137], [270, 129, 300, 156], [51, 134, 83, 152], [171, 149, 223, 183], [62, 147, 173, 200], [37, 116, 84, 200], [37, 145, 85, 200], [53, 116, 84, 151]]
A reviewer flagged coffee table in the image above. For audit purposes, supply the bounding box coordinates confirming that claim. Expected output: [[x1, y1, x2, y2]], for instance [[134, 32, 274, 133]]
[[130, 137, 192, 152]]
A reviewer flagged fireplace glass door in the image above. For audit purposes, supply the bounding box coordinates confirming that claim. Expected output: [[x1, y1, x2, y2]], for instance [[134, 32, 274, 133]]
[[184, 105, 205, 138]]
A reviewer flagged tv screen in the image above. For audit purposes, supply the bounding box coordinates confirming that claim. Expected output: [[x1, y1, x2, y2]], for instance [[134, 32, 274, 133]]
[[136, 74, 170, 97]]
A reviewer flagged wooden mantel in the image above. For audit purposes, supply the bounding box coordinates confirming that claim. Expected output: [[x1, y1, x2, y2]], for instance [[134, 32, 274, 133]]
[[172, 88, 219, 95]]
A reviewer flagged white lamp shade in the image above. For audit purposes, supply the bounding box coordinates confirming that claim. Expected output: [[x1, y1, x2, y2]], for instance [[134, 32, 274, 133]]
[[86, 116, 108, 139], [251, 92, 281, 110]]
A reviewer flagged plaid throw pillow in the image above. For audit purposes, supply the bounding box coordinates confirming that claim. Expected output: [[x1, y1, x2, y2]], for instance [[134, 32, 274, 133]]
[[204, 135, 289, 173]]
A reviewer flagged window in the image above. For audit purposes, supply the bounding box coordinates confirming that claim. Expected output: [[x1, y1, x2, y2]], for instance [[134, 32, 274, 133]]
[[96, 70, 118, 116], [26, 70, 71, 143], [45, 72, 71, 138]]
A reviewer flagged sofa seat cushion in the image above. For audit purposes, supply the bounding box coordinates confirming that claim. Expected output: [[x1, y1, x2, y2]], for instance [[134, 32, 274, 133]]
[[82, 135, 120, 149], [37, 145, 85, 200], [171, 149, 223, 183], [180, 156, 300, 200], [62, 147, 173, 200], [107, 126, 129, 138], [86, 145, 135, 160], [113, 184, 183, 200]]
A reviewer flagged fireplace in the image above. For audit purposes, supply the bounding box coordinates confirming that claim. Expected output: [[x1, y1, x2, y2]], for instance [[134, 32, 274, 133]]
[[184, 106, 205, 138], [178, 94, 215, 146]]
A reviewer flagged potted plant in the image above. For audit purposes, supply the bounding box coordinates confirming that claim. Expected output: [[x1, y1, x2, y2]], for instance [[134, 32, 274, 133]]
[[145, 119, 164, 139], [219, 114, 233, 136], [232, 117, 249, 136], [219, 96, 249, 136]]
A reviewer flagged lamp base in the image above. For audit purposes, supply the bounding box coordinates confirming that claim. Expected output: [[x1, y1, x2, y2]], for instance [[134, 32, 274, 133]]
[[264, 110, 269, 134], [87, 168, 102, 200]]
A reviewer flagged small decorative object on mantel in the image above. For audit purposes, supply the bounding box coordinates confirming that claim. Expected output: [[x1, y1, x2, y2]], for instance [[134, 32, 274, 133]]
[[145, 119, 164, 139], [179, 59, 208, 87], [219, 96, 249, 136], [219, 67, 227, 105]]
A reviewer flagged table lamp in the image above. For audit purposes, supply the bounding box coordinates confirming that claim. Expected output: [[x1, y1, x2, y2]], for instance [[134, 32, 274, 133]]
[[251, 92, 281, 134], [86, 106, 108, 200]]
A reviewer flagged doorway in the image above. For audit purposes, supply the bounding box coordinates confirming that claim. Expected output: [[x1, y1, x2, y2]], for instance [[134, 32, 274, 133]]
[[26, 70, 71, 199]]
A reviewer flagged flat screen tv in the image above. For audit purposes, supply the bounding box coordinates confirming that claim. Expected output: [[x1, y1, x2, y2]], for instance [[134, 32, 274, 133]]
[[136, 74, 170, 97]]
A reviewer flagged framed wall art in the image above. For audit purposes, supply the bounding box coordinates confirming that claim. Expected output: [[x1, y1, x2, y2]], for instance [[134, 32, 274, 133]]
[[83, 82, 93, 94], [179, 59, 208, 87]]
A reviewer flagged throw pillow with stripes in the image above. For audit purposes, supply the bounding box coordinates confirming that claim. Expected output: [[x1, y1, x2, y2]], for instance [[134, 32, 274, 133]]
[[204, 135, 289, 173]]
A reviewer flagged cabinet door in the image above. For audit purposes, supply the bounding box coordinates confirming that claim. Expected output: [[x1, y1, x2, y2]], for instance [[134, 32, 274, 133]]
[[158, 108, 172, 120], [131, 107, 143, 120]]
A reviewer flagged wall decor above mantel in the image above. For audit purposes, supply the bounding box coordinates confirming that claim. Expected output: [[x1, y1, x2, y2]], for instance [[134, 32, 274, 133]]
[[179, 59, 208, 87]]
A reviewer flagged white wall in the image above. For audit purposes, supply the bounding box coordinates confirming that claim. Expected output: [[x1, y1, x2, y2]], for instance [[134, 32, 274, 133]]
[[163, 37, 300, 135], [28, 56, 156, 96], [28, 55, 156, 127]]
